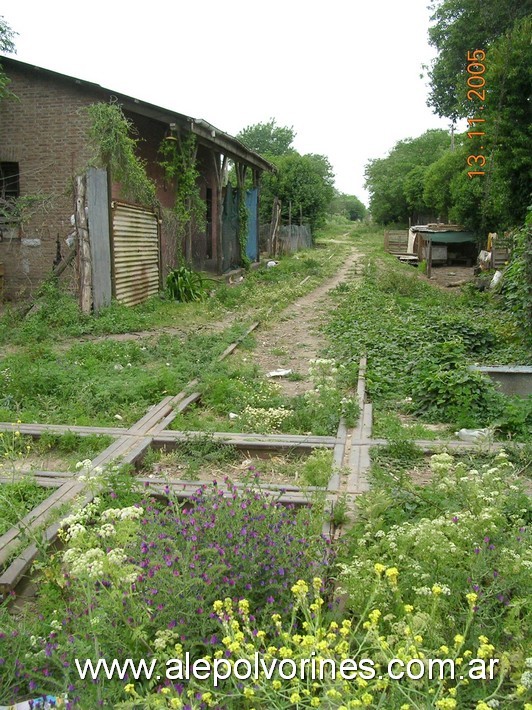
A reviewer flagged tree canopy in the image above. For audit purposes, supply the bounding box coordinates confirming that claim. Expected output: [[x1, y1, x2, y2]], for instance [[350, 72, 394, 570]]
[[329, 192, 367, 221], [259, 152, 336, 232], [364, 129, 451, 224], [425, 0, 531, 229], [0, 16, 16, 98], [367, 1, 531, 231], [237, 119, 296, 157], [426, 0, 530, 120], [237, 119, 340, 233]]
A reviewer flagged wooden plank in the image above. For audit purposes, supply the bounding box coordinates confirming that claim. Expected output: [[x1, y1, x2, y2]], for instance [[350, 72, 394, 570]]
[[91, 435, 134, 468], [76, 174, 92, 314], [0, 481, 83, 568], [0, 477, 62, 488], [0, 422, 125, 437], [120, 436, 152, 466], [153, 431, 337, 446], [87, 167, 112, 312], [138, 477, 326, 492], [144, 484, 311, 507], [128, 396, 174, 434], [216, 322, 259, 362], [361, 403, 373, 441], [0, 519, 63, 593]]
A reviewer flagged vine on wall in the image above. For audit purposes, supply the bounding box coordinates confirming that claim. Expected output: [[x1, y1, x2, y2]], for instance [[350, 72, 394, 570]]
[[86, 101, 157, 207], [159, 133, 206, 265], [237, 191, 250, 268]]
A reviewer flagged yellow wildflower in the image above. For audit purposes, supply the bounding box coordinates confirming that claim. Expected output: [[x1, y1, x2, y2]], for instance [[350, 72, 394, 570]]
[[466, 592, 478, 607], [454, 634, 464, 646], [385, 567, 399, 587], [291, 580, 309, 597], [432, 584, 442, 596], [374, 562, 386, 576], [404, 604, 414, 613], [312, 577, 322, 591], [290, 693, 301, 703], [368, 609, 381, 625], [243, 688, 255, 698], [213, 600, 223, 613], [361, 693, 374, 706], [124, 683, 135, 694]]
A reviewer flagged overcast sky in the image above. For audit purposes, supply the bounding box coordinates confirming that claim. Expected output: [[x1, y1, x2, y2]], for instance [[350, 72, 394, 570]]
[[2, 0, 453, 204]]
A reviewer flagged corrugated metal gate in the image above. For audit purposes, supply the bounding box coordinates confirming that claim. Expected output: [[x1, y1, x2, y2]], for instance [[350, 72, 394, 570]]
[[111, 201, 161, 306]]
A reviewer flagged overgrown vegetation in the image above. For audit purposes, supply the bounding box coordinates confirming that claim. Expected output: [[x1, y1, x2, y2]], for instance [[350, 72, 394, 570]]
[[365, 2, 531, 233], [0, 480, 49, 535], [0, 470, 329, 706], [166, 266, 208, 302], [87, 101, 156, 206], [0, 233, 347, 346], [326, 255, 531, 438], [159, 132, 206, 264], [238, 120, 355, 233], [0, 15, 16, 99], [498, 212, 532, 344]]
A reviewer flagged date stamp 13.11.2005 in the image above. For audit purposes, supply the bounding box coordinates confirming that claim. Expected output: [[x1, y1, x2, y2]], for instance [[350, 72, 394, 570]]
[[466, 49, 487, 179]]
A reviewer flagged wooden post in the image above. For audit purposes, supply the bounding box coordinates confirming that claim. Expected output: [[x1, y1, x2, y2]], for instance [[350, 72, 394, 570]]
[[270, 197, 281, 257], [211, 153, 227, 274], [427, 238, 432, 279], [75, 175, 92, 314]]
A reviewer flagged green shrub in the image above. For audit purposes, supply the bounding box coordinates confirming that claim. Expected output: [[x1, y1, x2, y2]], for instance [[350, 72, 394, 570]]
[[166, 266, 207, 302]]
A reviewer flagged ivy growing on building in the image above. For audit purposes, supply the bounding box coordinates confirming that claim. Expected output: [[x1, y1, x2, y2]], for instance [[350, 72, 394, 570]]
[[86, 101, 157, 207], [159, 132, 206, 265]]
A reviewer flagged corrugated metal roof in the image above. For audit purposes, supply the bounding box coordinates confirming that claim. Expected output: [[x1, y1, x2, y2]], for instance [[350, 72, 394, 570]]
[[1, 57, 275, 174]]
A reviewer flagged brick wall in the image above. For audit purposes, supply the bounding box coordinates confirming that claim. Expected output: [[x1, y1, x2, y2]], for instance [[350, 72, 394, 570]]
[[0, 65, 98, 300], [0, 61, 227, 300]]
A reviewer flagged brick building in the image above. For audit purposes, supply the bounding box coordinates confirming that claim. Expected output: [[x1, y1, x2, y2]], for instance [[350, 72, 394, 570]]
[[0, 57, 272, 302]]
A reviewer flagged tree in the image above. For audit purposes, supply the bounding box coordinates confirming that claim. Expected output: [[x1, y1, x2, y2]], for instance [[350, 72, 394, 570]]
[[426, 1, 531, 229], [0, 16, 17, 98], [364, 129, 451, 224], [237, 119, 296, 157], [329, 192, 367, 221], [260, 152, 335, 232], [482, 15, 532, 227], [426, 0, 529, 120]]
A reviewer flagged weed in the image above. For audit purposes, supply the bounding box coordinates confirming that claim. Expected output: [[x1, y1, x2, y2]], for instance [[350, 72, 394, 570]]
[[301, 448, 333, 487], [0, 480, 50, 535], [166, 266, 208, 302], [330, 494, 349, 528]]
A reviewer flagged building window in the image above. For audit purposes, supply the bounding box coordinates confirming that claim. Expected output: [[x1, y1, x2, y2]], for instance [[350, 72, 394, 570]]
[[0, 162, 20, 201]]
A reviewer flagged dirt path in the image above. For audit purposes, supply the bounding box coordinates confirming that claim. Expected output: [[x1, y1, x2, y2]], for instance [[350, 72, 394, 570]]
[[250, 247, 362, 397]]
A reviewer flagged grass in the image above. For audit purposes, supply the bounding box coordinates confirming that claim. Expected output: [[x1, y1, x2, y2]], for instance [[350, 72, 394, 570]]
[[0, 479, 51, 535], [0, 232, 350, 348], [138, 444, 333, 487], [324, 252, 531, 439]]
